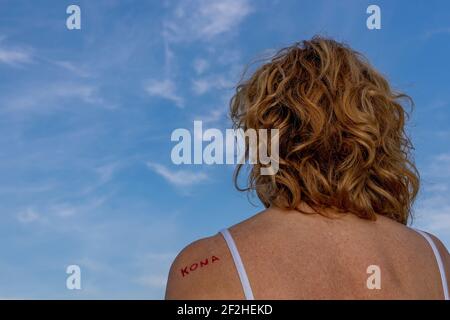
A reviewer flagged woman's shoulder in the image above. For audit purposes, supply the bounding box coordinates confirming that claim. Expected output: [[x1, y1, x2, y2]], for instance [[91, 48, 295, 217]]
[[164, 231, 243, 299]]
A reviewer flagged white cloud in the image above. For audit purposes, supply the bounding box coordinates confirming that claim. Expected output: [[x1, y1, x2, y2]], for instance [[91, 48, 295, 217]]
[[17, 207, 40, 223], [0, 47, 32, 66], [436, 130, 450, 140], [1, 83, 105, 113], [80, 162, 122, 195], [76, 257, 117, 274], [0, 183, 54, 195], [141, 252, 176, 262], [193, 58, 209, 74], [151, 1, 249, 109], [133, 252, 175, 289], [412, 153, 450, 245], [145, 79, 184, 108], [147, 162, 208, 187], [191, 52, 242, 95], [15, 197, 108, 225], [196, 107, 226, 124], [425, 153, 450, 178], [50, 197, 107, 218], [164, 0, 252, 42], [192, 79, 211, 95], [50, 203, 77, 218], [423, 210, 450, 233], [53, 84, 103, 104], [53, 60, 91, 78], [192, 74, 234, 95], [424, 183, 448, 193], [414, 193, 450, 233], [435, 153, 450, 161], [135, 274, 168, 289], [0, 35, 33, 66], [423, 27, 450, 39], [95, 162, 119, 185]]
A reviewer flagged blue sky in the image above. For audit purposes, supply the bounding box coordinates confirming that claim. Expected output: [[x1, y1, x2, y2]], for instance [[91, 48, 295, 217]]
[[0, 0, 449, 299]]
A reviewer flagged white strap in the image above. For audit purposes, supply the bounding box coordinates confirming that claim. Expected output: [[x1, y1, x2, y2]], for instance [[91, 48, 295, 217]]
[[414, 229, 449, 300], [219, 228, 255, 300]]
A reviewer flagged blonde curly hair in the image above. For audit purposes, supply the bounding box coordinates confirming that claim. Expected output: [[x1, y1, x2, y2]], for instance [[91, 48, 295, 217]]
[[230, 36, 419, 224]]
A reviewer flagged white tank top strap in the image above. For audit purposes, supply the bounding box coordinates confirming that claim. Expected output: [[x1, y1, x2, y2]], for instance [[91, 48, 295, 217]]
[[414, 228, 449, 300], [219, 228, 255, 300]]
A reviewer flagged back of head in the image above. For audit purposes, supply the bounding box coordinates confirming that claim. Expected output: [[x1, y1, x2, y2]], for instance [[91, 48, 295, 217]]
[[230, 36, 419, 225]]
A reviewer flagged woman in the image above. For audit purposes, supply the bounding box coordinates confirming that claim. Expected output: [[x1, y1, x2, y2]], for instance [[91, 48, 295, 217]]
[[165, 36, 449, 300]]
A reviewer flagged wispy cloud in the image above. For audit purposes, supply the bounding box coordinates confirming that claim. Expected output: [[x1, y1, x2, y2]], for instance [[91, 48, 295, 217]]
[[414, 153, 450, 237], [1, 82, 105, 113], [149, 0, 251, 110], [96, 163, 118, 184], [0, 47, 32, 66], [53, 60, 92, 78], [0, 36, 33, 66], [17, 207, 41, 224], [424, 153, 450, 178], [135, 274, 168, 289], [15, 196, 108, 227], [133, 252, 175, 290], [192, 74, 234, 95], [79, 161, 124, 195], [50, 197, 107, 218], [424, 210, 450, 233], [0, 183, 54, 195], [200, 108, 226, 124], [415, 192, 450, 233], [164, 0, 253, 42], [147, 162, 208, 187], [423, 27, 450, 39], [145, 79, 184, 108], [193, 58, 209, 75]]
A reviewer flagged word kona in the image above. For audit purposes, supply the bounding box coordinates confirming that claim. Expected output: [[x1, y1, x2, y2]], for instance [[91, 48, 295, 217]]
[[181, 255, 220, 277]]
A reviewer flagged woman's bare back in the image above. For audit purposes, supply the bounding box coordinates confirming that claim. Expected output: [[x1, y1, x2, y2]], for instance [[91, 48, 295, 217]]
[[165, 206, 450, 299]]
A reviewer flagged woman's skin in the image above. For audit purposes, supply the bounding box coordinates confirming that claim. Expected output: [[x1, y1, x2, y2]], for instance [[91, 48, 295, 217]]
[[165, 202, 450, 299]]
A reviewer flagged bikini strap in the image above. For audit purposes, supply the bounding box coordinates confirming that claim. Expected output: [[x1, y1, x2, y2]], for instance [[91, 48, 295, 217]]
[[219, 228, 255, 300]]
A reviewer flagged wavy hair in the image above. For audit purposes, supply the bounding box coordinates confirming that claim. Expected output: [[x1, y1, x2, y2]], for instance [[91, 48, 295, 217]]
[[230, 36, 419, 224]]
